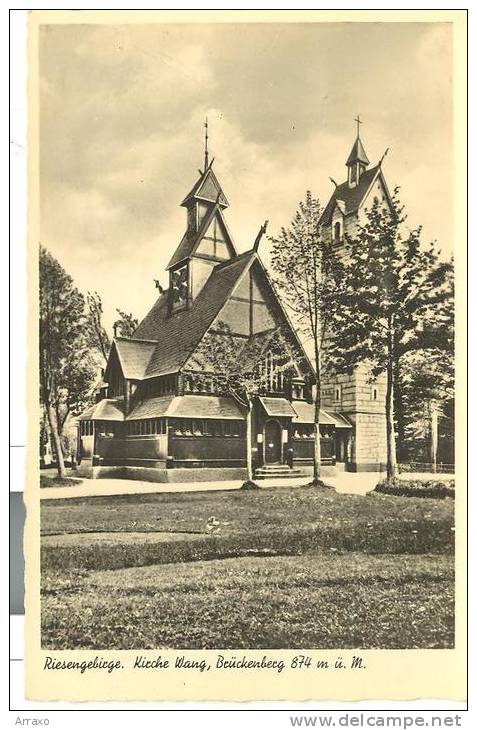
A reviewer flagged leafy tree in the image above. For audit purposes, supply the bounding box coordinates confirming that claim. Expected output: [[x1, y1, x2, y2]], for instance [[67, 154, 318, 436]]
[[86, 292, 111, 363], [327, 190, 453, 479], [40, 248, 97, 476], [269, 191, 344, 483], [399, 347, 454, 468], [86, 293, 139, 362], [189, 323, 298, 484], [396, 264, 454, 465], [114, 309, 139, 338]]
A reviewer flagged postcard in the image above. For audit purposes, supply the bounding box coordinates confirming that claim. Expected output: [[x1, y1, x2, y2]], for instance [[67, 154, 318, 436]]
[[24, 9, 467, 702]]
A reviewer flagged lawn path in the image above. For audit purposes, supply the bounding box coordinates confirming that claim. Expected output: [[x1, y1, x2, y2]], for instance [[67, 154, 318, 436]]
[[39, 471, 454, 501]]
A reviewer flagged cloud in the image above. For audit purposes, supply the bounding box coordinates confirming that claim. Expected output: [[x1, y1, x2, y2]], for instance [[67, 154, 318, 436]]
[[39, 21, 454, 332]]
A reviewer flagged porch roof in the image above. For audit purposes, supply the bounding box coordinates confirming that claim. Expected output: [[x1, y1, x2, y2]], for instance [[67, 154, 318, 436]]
[[291, 401, 352, 428], [327, 411, 353, 429], [126, 394, 245, 421], [258, 396, 297, 418], [78, 399, 125, 422]]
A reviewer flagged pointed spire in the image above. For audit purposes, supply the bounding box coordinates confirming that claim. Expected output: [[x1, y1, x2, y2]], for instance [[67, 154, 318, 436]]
[[346, 115, 369, 167], [204, 117, 209, 171], [346, 137, 370, 167]]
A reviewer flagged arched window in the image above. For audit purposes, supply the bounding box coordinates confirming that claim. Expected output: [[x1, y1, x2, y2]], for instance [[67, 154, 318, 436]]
[[334, 221, 341, 242]]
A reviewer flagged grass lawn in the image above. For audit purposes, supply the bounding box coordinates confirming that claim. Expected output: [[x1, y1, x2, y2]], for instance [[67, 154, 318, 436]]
[[40, 474, 81, 488], [41, 485, 455, 650]]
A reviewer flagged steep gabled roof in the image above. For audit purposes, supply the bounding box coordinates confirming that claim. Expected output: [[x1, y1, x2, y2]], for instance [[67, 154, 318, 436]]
[[107, 338, 158, 380], [166, 200, 237, 270], [166, 230, 195, 271], [321, 165, 383, 226], [181, 166, 229, 208], [133, 251, 256, 378], [252, 257, 316, 380], [103, 244, 315, 384]]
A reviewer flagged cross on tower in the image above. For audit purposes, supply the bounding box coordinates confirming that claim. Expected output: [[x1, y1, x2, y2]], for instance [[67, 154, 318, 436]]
[[354, 114, 363, 138]]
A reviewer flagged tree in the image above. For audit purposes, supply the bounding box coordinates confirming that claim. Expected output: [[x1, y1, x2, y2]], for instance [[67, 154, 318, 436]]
[[190, 323, 298, 484], [86, 293, 138, 362], [396, 263, 454, 466], [399, 346, 454, 468], [85, 292, 110, 363], [39, 248, 97, 476], [269, 191, 344, 483], [114, 309, 139, 338], [327, 190, 453, 480]]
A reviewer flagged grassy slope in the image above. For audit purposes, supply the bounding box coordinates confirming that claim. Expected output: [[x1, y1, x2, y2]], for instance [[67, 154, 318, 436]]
[[40, 486, 455, 649], [41, 485, 453, 538], [42, 552, 454, 650]]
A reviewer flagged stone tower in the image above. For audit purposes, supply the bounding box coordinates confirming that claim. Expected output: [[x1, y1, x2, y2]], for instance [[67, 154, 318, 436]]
[[319, 126, 390, 471]]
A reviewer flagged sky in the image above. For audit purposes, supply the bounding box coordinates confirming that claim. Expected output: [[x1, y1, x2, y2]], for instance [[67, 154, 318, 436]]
[[39, 20, 453, 332]]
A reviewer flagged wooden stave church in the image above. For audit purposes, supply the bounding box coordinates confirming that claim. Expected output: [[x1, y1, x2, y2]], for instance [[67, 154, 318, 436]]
[[77, 130, 387, 481]]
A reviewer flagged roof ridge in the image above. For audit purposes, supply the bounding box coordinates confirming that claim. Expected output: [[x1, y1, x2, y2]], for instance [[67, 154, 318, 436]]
[[181, 165, 229, 208], [213, 249, 256, 271], [115, 336, 158, 344], [319, 164, 381, 227]]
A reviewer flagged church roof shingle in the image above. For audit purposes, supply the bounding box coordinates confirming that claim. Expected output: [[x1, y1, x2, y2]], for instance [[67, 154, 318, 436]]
[[78, 398, 125, 421], [113, 338, 157, 380], [133, 251, 256, 378], [258, 396, 297, 418], [320, 165, 380, 226], [166, 230, 195, 271], [127, 394, 244, 420], [291, 401, 353, 428]]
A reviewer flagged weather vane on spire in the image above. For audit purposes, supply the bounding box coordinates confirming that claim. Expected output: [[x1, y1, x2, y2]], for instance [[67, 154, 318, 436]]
[[354, 114, 363, 138], [204, 117, 209, 170]]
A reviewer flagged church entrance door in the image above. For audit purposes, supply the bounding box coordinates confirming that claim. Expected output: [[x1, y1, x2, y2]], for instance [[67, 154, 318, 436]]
[[264, 420, 282, 464]]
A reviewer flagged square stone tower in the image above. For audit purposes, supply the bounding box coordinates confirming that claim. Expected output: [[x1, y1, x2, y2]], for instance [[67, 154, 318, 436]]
[[319, 126, 390, 471]]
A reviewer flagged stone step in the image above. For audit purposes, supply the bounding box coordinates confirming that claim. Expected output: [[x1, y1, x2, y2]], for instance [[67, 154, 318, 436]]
[[255, 467, 292, 474], [255, 467, 307, 479], [258, 464, 290, 472]]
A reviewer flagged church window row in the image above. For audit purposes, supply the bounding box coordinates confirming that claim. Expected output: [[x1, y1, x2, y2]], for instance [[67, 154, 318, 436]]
[[80, 421, 94, 436], [293, 425, 314, 440], [183, 373, 215, 394], [140, 375, 177, 399], [126, 419, 167, 436], [169, 418, 243, 438], [293, 425, 334, 440], [261, 352, 285, 393], [96, 421, 119, 437]]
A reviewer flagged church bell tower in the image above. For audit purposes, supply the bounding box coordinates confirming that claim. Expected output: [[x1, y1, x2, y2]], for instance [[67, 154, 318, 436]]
[[166, 120, 237, 313], [346, 115, 370, 187]]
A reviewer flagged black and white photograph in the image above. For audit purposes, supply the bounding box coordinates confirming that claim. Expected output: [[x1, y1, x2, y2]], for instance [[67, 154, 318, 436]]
[[24, 10, 466, 703]]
